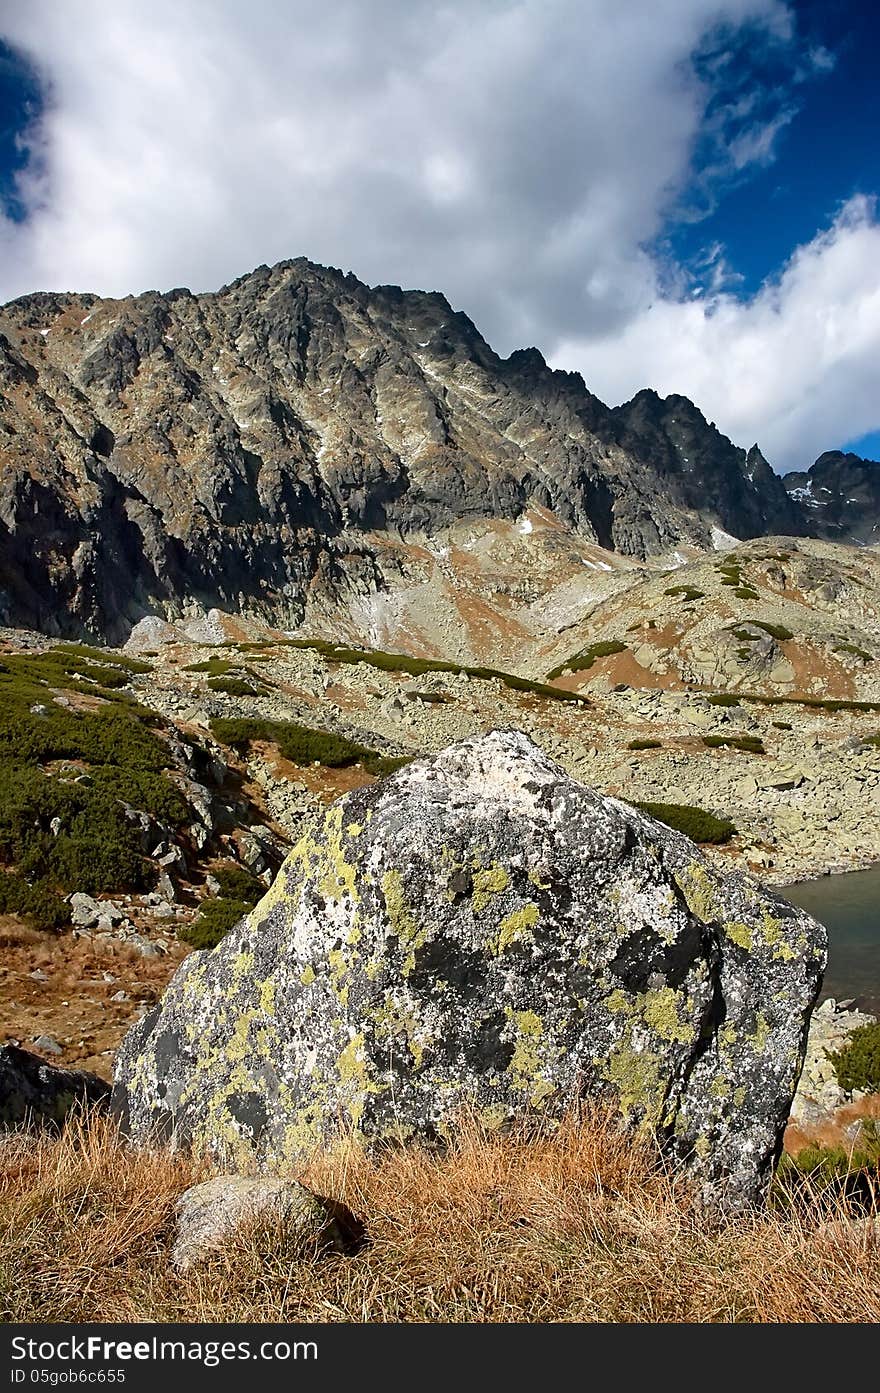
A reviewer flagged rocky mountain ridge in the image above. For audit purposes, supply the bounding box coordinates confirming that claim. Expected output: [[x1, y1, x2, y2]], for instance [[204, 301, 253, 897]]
[[1, 255, 874, 645], [783, 450, 880, 544]]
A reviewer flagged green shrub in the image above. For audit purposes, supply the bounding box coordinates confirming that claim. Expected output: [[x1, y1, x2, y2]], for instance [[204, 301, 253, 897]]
[[52, 644, 153, 674], [740, 694, 880, 714], [0, 872, 71, 930], [733, 587, 759, 600], [0, 701, 169, 770], [778, 1122, 880, 1183], [0, 657, 187, 909], [834, 642, 873, 663], [546, 640, 627, 681], [772, 721, 793, 730], [180, 897, 253, 950], [213, 864, 264, 904], [831, 1024, 880, 1094], [665, 586, 704, 602], [707, 694, 741, 707], [210, 716, 410, 777], [207, 676, 262, 697], [185, 657, 238, 674], [702, 734, 765, 753], [630, 801, 736, 844], [627, 739, 662, 750], [734, 621, 793, 641], [273, 639, 586, 705], [88, 767, 189, 824]]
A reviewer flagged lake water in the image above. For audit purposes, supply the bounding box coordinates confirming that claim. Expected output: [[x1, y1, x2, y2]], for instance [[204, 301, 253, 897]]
[[781, 863, 880, 1013]]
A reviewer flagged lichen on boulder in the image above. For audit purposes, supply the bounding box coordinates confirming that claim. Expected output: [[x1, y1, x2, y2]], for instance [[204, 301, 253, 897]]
[[112, 729, 825, 1208]]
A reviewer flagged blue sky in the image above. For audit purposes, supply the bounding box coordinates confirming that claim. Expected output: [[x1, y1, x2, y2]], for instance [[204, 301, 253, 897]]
[[666, 0, 880, 461], [0, 0, 877, 471]]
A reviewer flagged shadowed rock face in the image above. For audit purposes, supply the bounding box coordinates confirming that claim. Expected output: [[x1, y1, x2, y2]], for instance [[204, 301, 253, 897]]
[[0, 259, 817, 642], [783, 451, 880, 544], [0, 1044, 111, 1129], [113, 729, 825, 1209]]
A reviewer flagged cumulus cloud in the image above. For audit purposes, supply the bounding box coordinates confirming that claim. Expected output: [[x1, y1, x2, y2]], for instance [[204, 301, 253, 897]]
[[556, 196, 880, 470], [0, 0, 876, 470]]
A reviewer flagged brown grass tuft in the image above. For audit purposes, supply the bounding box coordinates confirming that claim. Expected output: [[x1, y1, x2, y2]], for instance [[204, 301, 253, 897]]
[[1, 1108, 878, 1323]]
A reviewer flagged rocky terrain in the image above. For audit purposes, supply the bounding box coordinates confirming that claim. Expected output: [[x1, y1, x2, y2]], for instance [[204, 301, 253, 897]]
[[784, 450, 880, 544], [1, 256, 879, 1194], [0, 255, 876, 646], [1, 530, 877, 1156]]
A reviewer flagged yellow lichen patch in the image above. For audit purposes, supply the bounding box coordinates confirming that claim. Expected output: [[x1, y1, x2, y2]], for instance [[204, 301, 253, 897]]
[[693, 1134, 712, 1160], [471, 861, 510, 913], [733, 1086, 746, 1108], [316, 804, 360, 905], [246, 861, 296, 928], [674, 861, 720, 924], [231, 948, 255, 991], [281, 1112, 324, 1162], [527, 868, 551, 891], [608, 986, 695, 1046], [760, 912, 797, 961], [506, 1008, 546, 1093], [299, 964, 316, 986], [258, 976, 277, 1017], [369, 995, 429, 1069], [492, 902, 539, 954], [530, 1078, 558, 1107], [605, 1039, 665, 1129], [327, 948, 351, 1006], [725, 921, 754, 952], [335, 1032, 384, 1126], [749, 1013, 770, 1053], [479, 1102, 509, 1131], [381, 870, 417, 942], [381, 869, 429, 972], [642, 988, 696, 1046]]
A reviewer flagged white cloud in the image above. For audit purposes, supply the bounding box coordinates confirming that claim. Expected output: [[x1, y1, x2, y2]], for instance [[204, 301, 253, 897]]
[[555, 195, 880, 471], [1, 0, 876, 471]]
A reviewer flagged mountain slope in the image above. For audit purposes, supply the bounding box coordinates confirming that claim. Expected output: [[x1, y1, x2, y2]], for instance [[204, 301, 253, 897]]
[[0, 256, 827, 643], [783, 450, 880, 544]]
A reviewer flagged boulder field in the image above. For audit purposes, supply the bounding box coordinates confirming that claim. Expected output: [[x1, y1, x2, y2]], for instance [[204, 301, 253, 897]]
[[112, 730, 826, 1208]]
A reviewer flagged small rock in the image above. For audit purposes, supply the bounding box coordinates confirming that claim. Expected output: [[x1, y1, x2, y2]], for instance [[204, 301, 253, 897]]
[[31, 1035, 63, 1056], [69, 893, 123, 928], [171, 1175, 360, 1271], [28, 970, 49, 982], [110, 990, 129, 1002], [156, 872, 178, 903], [124, 933, 162, 958]]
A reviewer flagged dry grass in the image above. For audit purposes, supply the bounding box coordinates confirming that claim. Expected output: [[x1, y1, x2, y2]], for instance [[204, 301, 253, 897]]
[[1, 1109, 878, 1324]]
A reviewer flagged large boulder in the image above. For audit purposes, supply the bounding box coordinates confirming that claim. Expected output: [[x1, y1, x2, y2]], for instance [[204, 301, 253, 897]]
[[1, 1044, 111, 1129], [113, 730, 826, 1207]]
